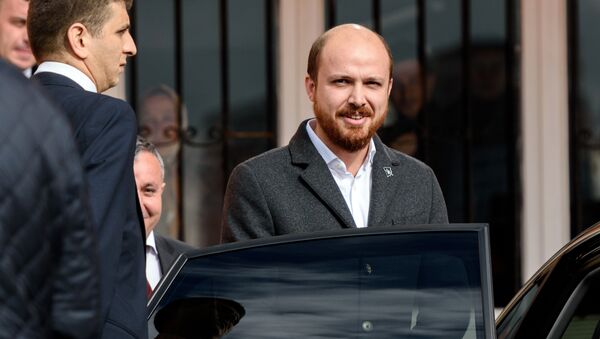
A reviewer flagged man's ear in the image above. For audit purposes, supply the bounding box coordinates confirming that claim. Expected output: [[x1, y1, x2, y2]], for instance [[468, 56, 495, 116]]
[[387, 77, 393, 97], [67, 23, 90, 59], [305, 75, 316, 102]]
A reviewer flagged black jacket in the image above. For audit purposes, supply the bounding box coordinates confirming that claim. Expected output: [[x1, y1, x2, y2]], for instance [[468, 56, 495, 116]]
[[0, 61, 100, 338]]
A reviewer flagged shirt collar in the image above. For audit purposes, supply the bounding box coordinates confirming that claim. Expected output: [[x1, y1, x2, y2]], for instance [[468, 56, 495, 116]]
[[365, 139, 376, 167], [22, 68, 32, 78], [306, 119, 338, 165], [146, 231, 157, 253], [35, 61, 98, 93], [306, 119, 377, 170]]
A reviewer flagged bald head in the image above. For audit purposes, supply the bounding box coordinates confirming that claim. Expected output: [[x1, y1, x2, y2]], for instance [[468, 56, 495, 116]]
[[307, 24, 393, 83]]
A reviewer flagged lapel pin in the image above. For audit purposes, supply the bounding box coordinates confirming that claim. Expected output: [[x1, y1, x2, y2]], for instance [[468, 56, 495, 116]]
[[383, 167, 393, 177]]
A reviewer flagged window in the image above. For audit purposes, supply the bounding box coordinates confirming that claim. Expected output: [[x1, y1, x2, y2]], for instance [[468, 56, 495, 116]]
[[569, 0, 600, 236], [131, 0, 277, 246], [558, 270, 600, 338]]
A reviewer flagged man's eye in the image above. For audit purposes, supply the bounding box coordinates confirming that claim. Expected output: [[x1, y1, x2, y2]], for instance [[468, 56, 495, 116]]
[[10, 19, 26, 27], [333, 79, 348, 85]]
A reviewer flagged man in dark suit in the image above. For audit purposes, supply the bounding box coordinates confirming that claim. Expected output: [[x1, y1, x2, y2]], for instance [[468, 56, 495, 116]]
[[222, 24, 448, 242], [27, 1, 146, 338], [134, 136, 195, 295], [0, 60, 100, 338]]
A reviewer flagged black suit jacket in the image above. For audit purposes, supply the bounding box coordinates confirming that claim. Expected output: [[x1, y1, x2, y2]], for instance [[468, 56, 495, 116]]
[[0, 61, 100, 338], [155, 234, 195, 275], [33, 72, 147, 339]]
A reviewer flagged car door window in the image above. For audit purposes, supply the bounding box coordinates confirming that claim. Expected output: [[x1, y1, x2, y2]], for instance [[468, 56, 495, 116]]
[[560, 271, 600, 339], [148, 226, 495, 338]]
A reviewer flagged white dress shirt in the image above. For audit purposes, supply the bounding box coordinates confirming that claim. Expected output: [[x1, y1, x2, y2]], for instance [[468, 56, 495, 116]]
[[34, 61, 97, 93], [22, 68, 32, 78], [306, 119, 376, 228], [145, 231, 162, 290]]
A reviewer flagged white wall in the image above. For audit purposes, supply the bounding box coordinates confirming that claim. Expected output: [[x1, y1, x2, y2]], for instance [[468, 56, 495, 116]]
[[277, 0, 324, 146], [520, 0, 571, 282]]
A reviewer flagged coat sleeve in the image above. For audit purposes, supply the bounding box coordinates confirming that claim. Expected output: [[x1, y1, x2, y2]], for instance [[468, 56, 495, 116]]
[[48, 106, 101, 338], [221, 162, 275, 242]]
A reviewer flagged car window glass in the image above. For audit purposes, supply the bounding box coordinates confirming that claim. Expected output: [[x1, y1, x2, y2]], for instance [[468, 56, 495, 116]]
[[560, 274, 600, 338], [148, 229, 493, 338], [496, 283, 540, 338]]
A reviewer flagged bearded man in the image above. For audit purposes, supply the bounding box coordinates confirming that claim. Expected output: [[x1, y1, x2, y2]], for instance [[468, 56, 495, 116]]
[[221, 24, 448, 242]]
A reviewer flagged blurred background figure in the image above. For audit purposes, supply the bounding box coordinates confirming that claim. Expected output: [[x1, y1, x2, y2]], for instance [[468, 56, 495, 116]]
[[379, 59, 436, 158], [0, 0, 34, 76], [0, 60, 99, 338], [138, 85, 186, 239], [134, 136, 194, 298]]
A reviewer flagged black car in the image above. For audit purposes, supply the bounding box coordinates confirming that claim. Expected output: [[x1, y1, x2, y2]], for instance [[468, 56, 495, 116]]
[[147, 224, 496, 338], [496, 222, 600, 339]]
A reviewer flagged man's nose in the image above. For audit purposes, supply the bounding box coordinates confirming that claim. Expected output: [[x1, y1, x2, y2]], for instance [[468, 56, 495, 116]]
[[125, 32, 137, 56], [22, 28, 29, 45], [348, 84, 366, 107]]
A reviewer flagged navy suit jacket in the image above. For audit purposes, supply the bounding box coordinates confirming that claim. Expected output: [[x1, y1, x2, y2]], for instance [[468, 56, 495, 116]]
[[33, 72, 147, 338]]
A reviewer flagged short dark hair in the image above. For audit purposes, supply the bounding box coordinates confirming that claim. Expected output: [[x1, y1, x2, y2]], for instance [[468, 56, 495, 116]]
[[28, 0, 133, 60], [307, 24, 394, 83]]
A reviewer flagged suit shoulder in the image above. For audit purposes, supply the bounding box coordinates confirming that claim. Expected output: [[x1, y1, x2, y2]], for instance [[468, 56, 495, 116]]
[[91, 94, 134, 114], [82, 94, 136, 126]]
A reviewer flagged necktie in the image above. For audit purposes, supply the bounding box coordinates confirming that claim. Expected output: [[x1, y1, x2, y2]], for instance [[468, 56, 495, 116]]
[[147, 279, 153, 299]]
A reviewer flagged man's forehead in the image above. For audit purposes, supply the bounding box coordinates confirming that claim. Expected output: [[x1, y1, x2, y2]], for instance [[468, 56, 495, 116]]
[[0, 0, 26, 15], [104, 1, 130, 24], [324, 26, 387, 54], [319, 33, 390, 73]]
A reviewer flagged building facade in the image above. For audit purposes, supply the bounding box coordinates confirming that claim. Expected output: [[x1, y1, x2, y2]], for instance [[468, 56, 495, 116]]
[[107, 0, 597, 307]]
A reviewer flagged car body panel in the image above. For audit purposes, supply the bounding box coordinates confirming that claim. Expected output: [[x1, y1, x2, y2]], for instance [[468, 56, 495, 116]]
[[496, 222, 600, 339]]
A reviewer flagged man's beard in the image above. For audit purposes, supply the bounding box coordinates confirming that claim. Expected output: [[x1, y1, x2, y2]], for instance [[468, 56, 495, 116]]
[[314, 100, 386, 152]]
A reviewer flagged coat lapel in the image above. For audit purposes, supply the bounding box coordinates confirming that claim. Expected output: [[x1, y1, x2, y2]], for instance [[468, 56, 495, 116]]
[[289, 120, 357, 229], [155, 235, 176, 273], [368, 136, 401, 227]]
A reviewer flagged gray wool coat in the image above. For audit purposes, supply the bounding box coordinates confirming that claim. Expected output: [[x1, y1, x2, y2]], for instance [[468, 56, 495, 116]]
[[221, 120, 448, 242]]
